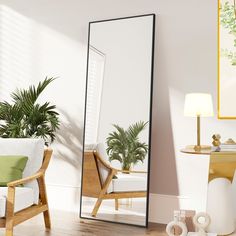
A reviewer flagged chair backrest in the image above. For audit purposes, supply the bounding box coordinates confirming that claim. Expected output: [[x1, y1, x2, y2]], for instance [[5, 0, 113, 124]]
[[97, 143, 110, 162], [0, 138, 44, 203], [82, 151, 102, 197]]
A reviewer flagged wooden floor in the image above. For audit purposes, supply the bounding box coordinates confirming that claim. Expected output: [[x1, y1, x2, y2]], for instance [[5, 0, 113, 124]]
[[2, 211, 236, 235], [81, 197, 146, 226], [0, 211, 166, 236]]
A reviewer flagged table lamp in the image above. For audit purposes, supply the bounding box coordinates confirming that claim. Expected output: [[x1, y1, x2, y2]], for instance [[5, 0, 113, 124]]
[[184, 93, 214, 151]]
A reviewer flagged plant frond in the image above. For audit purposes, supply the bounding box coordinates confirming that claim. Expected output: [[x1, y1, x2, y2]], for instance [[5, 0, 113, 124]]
[[11, 77, 56, 105], [127, 121, 148, 140], [0, 77, 60, 144]]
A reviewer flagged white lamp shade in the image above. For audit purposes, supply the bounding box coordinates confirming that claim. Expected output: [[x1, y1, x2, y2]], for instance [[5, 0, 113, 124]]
[[184, 93, 214, 117]]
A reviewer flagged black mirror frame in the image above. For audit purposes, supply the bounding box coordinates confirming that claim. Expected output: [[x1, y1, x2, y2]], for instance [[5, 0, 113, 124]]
[[80, 13, 156, 228]]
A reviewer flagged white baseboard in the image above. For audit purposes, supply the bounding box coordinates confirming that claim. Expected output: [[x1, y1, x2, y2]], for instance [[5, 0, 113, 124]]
[[149, 193, 192, 224], [47, 184, 81, 213], [46, 184, 193, 225]]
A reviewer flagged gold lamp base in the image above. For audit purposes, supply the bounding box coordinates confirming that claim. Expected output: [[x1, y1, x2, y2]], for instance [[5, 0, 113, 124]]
[[185, 115, 212, 152], [186, 145, 212, 151]]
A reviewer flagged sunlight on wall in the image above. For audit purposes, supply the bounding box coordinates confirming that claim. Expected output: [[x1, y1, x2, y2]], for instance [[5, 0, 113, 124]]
[[0, 5, 33, 100], [168, 87, 210, 212], [0, 4, 87, 212]]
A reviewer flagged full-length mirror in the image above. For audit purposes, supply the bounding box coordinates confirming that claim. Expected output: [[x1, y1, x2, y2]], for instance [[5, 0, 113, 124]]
[[80, 14, 155, 227]]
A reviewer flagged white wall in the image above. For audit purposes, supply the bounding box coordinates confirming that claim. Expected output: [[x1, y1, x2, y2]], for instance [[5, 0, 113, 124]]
[[0, 0, 233, 223]]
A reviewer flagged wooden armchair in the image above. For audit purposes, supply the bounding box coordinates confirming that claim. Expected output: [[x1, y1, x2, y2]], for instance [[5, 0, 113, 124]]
[[82, 150, 147, 217], [0, 139, 52, 236]]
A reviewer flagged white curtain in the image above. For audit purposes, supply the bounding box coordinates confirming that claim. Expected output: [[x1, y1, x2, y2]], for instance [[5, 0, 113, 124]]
[[84, 46, 106, 147]]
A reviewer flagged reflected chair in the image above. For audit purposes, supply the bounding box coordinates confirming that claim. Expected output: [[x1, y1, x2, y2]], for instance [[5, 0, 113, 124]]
[[82, 150, 147, 217], [0, 139, 52, 236]]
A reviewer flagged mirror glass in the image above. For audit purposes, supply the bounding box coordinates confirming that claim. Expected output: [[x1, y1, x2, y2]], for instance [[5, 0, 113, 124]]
[[80, 14, 155, 227]]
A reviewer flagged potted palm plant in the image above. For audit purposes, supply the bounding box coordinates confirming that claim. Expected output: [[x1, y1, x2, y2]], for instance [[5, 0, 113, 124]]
[[0, 77, 60, 145], [106, 121, 148, 171]]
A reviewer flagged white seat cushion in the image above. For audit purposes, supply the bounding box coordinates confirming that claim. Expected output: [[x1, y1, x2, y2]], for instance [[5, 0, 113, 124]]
[[0, 138, 44, 203], [0, 187, 34, 217], [112, 174, 147, 192]]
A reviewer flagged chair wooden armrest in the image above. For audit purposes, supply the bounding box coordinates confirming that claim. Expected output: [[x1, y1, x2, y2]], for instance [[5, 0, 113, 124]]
[[1, 148, 53, 236], [7, 171, 44, 187], [7, 148, 53, 188], [115, 169, 147, 174]]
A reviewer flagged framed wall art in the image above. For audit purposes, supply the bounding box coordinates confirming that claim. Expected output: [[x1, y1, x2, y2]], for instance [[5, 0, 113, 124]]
[[218, 0, 236, 119]]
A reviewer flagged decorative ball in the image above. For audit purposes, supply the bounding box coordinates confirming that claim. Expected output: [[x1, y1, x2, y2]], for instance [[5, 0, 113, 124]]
[[212, 134, 221, 147]]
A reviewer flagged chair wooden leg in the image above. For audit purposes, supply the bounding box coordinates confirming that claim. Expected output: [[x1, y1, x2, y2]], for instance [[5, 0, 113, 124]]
[[91, 170, 116, 217], [91, 197, 103, 217], [38, 176, 51, 229], [115, 199, 119, 211], [5, 230, 13, 236], [5, 186, 15, 236], [43, 209, 51, 229]]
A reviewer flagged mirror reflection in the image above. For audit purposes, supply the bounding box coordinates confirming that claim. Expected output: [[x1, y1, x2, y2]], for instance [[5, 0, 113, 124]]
[[80, 14, 155, 226]]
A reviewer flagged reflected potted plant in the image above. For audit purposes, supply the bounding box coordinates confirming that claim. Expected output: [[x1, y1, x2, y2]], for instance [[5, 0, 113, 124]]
[[106, 121, 148, 172], [0, 77, 60, 145]]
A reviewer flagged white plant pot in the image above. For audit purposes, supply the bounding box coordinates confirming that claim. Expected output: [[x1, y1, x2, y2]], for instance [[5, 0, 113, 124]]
[[206, 178, 235, 235], [231, 170, 236, 222]]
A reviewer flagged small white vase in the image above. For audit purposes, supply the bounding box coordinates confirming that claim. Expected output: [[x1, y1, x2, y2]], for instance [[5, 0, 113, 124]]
[[166, 220, 188, 236]]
